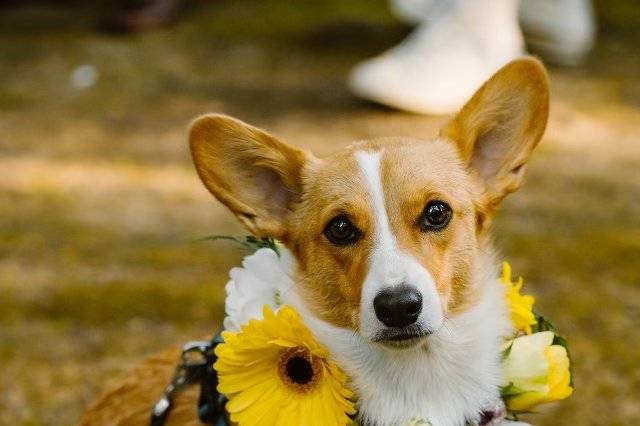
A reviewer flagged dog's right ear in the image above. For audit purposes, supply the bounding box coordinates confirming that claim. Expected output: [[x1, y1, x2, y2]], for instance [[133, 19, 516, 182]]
[[189, 114, 314, 240]]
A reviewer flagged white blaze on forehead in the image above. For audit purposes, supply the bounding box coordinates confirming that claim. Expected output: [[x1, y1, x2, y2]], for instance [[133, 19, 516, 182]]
[[354, 149, 444, 338], [354, 150, 396, 251]]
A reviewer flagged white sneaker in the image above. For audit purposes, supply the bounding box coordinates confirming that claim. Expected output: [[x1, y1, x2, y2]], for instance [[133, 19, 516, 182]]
[[349, 0, 524, 115], [520, 0, 596, 65], [390, 0, 596, 66]]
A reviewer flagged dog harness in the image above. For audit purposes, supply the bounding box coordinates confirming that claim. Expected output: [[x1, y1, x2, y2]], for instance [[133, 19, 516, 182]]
[[150, 333, 228, 426]]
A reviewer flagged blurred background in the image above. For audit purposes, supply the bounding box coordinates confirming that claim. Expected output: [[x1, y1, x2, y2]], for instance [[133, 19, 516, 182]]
[[0, 0, 638, 424]]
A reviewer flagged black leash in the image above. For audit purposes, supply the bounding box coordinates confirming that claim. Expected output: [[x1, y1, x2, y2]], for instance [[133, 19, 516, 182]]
[[150, 334, 228, 426]]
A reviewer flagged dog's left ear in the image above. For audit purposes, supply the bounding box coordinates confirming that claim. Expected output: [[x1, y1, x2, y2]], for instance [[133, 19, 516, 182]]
[[441, 58, 549, 215]]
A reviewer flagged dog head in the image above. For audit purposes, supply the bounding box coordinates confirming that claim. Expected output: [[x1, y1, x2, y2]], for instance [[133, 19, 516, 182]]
[[190, 59, 549, 349]]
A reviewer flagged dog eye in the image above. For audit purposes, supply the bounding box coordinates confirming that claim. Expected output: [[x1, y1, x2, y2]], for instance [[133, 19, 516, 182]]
[[419, 200, 452, 231], [324, 215, 360, 246]]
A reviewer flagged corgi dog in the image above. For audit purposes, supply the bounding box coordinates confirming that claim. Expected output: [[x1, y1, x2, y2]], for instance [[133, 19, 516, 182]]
[[82, 58, 549, 426]]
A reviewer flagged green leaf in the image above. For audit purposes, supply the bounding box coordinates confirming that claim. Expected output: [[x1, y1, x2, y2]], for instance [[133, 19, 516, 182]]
[[533, 312, 557, 333], [533, 311, 574, 388], [500, 382, 528, 399], [198, 235, 280, 256], [244, 235, 280, 255], [501, 341, 514, 361]]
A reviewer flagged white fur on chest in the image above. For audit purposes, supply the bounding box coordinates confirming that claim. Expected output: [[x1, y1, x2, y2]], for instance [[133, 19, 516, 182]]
[[287, 272, 510, 426]]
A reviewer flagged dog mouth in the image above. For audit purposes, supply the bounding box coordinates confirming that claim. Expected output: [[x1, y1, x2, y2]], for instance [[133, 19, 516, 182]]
[[372, 325, 432, 349]]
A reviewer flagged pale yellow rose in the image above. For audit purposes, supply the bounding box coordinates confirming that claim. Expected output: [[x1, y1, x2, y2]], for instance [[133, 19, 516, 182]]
[[502, 331, 573, 412]]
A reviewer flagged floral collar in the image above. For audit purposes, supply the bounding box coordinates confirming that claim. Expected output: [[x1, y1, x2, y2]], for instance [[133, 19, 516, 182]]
[[212, 239, 573, 425]]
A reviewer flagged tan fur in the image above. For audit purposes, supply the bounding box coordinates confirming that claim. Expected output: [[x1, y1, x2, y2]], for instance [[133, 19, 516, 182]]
[[82, 58, 549, 425], [289, 147, 373, 328], [377, 138, 477, 314], [441, 58, 550, 221], [80, 346, 203, 426], [189, 115, 314, 241]]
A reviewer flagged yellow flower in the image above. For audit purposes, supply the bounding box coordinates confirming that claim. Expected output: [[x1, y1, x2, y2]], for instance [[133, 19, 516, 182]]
[[501, 262, 537, 334], [502, 331, 573, 412], [214, 305, 356, 426]]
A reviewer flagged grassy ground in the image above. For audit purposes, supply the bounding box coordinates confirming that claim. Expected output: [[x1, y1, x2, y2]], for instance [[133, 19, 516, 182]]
[[0, 0, 638, 424]]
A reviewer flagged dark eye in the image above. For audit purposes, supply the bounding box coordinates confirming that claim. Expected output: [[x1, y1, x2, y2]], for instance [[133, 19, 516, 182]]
[[419, 200, 452, 231], [324, 215, 360, 246]]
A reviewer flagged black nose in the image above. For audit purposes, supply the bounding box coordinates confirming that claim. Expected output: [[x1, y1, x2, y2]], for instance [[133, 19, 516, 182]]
[[373, 285, 422, 328]]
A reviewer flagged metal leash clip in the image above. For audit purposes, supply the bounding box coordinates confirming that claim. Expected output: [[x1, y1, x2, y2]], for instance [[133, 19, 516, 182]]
[[150, 336, 226, 426]]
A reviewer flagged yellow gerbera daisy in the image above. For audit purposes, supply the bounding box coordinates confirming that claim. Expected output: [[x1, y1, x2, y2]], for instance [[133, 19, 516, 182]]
[[214, 305, 356, 426], [501, 262, 537, 334]]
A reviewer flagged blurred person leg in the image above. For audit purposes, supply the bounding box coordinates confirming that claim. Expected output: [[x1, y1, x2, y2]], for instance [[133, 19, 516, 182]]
[[519, 0, 596, 65], [349, 0, 523, 115], [388, 0, 436, 25]]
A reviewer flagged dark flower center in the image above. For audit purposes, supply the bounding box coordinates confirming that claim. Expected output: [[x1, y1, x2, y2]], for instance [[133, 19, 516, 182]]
[[286, 355, 313, 385], [277, 347, 321, 393]]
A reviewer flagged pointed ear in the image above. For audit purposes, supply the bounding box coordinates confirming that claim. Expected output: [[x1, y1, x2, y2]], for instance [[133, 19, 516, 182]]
[[441, 58, 549, 213], [189, 114, 313, 240]]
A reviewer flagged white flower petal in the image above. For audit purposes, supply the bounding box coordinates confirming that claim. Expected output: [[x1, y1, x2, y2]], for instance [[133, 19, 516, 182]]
[[223, 247, 292, 331]]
